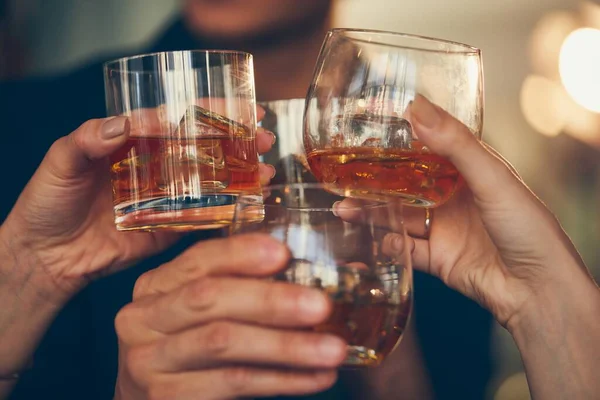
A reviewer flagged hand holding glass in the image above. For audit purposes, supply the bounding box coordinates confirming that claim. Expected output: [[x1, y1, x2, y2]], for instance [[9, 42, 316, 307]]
[[232, 183, 413, 367], [104, 50, 260, 231], [304, 29, 484, 207]]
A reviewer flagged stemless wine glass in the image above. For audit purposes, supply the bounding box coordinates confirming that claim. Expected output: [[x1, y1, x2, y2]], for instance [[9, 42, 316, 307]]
[[232, 183, 413, 367], [304, 29, 484, 207], [104, 50, 259, 231]]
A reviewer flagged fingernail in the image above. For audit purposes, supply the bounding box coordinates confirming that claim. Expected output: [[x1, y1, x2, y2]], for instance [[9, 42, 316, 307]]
[[319, 335, 345, 361], [256, 105, 266, 120], [267, 164, 276, 179], [102, 117, 129, 140], [411, 95, 441, 129], [269, 131, 277, 145], [332, 201, 342, 217], [299, 289, 328, 316]]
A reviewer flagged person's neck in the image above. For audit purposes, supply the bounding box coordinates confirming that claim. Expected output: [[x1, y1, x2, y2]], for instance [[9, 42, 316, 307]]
[[249, 23, 330, 101]]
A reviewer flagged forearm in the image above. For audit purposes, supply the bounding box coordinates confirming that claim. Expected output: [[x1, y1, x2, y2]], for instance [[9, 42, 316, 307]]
[[508, 272, 600, 399], [0, 226, 66, 398]]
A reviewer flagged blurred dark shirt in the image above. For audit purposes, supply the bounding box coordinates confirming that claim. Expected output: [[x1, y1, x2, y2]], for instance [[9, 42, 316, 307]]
[[1, 19, 493, 400]]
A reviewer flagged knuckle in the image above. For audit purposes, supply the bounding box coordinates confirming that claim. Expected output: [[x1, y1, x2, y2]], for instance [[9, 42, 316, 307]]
[[114, 304, 137, 341], [184, 277, 219, 310], [77, 118, 103, 132], [133, 271, 153, 300], [276, 331, 297, 358], [72, 119, 101, 146], [44, 138, 75, 176], [222, 367, 254, 394], [47, 137, 65, 156], [203, 322, 233, 355], [260, 284, 280, 315]]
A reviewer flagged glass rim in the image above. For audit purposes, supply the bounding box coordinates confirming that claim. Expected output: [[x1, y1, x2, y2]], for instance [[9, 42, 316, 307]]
[[103, 49, 253, 72], [237, 183, 403, 213], [328, 28, 480, 55]]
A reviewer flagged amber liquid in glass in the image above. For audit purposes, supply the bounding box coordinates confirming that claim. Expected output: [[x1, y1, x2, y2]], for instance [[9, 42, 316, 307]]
[[282, 261, 411, 367], [110, 134, 259, 231], [307, 141, 460, 207], [319, 295, 411, 367]]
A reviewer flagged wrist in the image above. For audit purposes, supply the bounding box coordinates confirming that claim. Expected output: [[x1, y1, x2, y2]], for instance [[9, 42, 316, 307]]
[[0, 225, 66, 393], [0, 223, 73, 308], [507, 267, 600, 341], [505, 266, 600, 399]]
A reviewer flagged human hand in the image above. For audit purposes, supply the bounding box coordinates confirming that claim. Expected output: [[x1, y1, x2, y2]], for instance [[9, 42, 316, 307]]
[[0, 107, 276, 304], [336, 95, 593, 328], [114, 234, 346, 400]]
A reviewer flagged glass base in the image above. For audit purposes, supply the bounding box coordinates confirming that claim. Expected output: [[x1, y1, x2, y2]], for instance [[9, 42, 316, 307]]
[[322, 186, 438, 208], [342, 345, 383, 368], [114, 194, 239, 231], [395, 194, 437, 207]]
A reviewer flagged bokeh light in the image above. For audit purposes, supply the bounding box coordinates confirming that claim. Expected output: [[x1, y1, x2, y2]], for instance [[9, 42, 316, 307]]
[[563, 99, 600, 146], [559, 28, 600, 113], [520, 75, 568, 137], [528, 11, 580, 80], [580, 1, 600, 30]]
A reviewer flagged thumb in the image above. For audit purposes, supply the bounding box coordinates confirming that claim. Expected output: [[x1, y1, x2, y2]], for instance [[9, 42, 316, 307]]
[[45, 117, 130, 178], [409, 95, 522, 205]]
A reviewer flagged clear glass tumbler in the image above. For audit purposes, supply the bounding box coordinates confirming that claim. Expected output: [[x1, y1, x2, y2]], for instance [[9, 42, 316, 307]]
[[104, 50, 259, 231], [232, 183, 413, 367]]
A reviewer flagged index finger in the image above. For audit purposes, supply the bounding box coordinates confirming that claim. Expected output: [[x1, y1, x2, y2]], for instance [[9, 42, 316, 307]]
[[333, 198, 429, 238], [409, 95, 526, 206], [133, 234, 290, 299]]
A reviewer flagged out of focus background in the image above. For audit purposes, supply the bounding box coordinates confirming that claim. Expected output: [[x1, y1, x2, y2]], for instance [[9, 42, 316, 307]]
[[1, 0, 598, 398]]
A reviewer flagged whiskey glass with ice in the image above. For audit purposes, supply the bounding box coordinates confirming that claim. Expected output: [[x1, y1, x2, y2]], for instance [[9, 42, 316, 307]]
[[104, 50, 259, 231], [304, 29, 484, 207]]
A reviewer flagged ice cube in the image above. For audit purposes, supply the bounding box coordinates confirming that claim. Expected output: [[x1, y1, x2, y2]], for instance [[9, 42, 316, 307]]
[[140, 106, 251, 195], [176, 105, 251, 139], [361, 137, 382, 147], [157, 138, 229, 192], [333, 114, 413, 149], [155, 105, 243, 192], [193, 139, 226, 170]]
